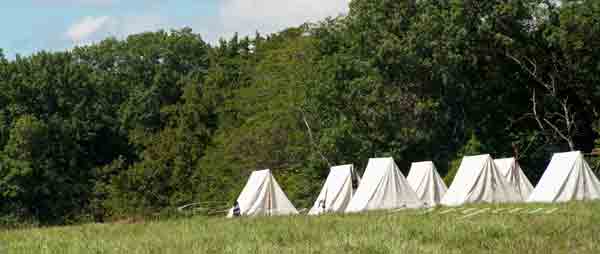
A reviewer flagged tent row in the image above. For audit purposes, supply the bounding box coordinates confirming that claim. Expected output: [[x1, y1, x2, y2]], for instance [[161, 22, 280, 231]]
[[228, 151, 600, 217]]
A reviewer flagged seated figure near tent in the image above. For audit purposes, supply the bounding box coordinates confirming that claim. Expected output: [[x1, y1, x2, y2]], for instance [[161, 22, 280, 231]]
[[232, 201, 241, 217], [227, 169, 298, 217], [319, 199, 326, 209]]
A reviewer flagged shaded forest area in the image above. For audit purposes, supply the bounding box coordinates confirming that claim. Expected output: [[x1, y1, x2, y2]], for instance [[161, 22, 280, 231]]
[[1, 0, 600, 225]]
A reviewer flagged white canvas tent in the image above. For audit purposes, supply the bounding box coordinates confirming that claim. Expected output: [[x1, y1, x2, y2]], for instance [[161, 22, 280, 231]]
[[494, 157, 534, 200], [308, 164, 360, 215], [227, 169, 298, 217], [528, 151, 600, 203], [406, 161, 448, 206], [345, 157, 423, 213], [441, 154, 521, 206]]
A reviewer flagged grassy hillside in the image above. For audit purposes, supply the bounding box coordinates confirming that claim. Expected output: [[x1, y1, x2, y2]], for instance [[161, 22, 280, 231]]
[[2, 201, 599, 254]]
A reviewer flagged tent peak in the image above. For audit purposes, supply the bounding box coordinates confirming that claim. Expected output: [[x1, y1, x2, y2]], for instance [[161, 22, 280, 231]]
[[495, 157, 516, 161], [369, 157, 394, 161], [494, 157, 517, 164], [554, 151, 581, 156], [411, 161, 434, 166], [367, 157, 396, 167], [463, 154, 492, 159], [331, 164, 353, 170]]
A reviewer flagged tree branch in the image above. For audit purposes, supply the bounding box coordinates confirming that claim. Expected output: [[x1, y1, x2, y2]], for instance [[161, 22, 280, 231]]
[[508, 51, 576, 150], [543, 118, 575, 151], [531, 90, 546, 132], [506, 52, 552, 91], [561, 98, 573, 134], [300, 109, 332, 167]]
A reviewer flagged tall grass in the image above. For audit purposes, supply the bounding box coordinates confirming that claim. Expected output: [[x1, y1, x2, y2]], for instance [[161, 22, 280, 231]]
[[1, 202, 599, 254]]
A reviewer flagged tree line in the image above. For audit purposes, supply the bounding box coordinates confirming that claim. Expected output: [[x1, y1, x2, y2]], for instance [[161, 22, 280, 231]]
[[1, 0, 600, 226]]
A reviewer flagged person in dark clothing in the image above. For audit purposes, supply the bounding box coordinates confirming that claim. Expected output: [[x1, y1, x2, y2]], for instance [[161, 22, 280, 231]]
[[352, 174, 359, 190], [233, 201, 241, 217], [319, 199, 326, 212]]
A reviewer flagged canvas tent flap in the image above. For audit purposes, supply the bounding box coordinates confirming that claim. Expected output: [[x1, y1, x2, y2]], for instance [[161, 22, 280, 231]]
[[308, 164, 357, 215], [528, 151, 600, 203], [407, 161, 448, 206], [494, 158, 534, 200], [227, 169, 298, 217], [345, 157, 423, 213], [441, 154, 521, 206]]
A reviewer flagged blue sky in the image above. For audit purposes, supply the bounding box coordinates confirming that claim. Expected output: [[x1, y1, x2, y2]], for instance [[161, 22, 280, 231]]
[[1, 0, 349, 58]]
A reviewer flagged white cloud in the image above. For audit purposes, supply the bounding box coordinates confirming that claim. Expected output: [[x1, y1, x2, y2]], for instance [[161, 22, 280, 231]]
[[62, 0, 350, 48], [66, 16, 111, 43], [116, 15, 169, 36], [32, 0, 118, 7], [65, 15, 169, 45], [217, 0, 350, 39]]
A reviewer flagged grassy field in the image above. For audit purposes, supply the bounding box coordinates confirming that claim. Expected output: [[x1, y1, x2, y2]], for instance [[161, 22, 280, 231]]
[[1, 201, 599, 254]]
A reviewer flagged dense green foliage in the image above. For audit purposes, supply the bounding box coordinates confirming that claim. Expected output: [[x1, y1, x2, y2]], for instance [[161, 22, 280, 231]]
[[2, 202, 600, 253], [1, 0, 600, 225]]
